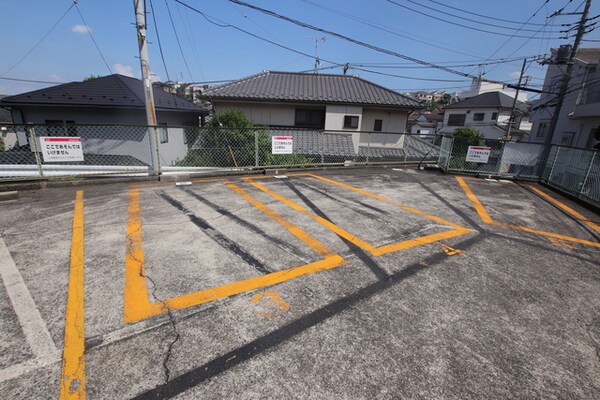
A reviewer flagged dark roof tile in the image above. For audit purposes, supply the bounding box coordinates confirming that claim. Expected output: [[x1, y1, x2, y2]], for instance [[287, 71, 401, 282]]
[[201, 71, 420, 107], [0, 75, 208, 113]]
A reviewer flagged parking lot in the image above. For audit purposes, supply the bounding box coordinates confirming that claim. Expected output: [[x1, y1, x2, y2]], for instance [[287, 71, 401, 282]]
[[1, 168, 599, 399]]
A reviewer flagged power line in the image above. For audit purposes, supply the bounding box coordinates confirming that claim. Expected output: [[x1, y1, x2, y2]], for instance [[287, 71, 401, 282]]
[[299, 0, 487, 60], [149, 0, 171, 82], [403, 0, 562, 33], [350, 67, 471, 82], [73, 2, 112, 74], [424, 0, 552, 26], [225, 0, 546, 93], [385, 0, 562, 39], [164, 0, 194, 81], [0, 76, 67, 84], [2, 3, 75, 76]]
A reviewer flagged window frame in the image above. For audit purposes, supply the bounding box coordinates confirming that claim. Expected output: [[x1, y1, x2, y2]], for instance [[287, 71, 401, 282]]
[[343, 115, 359, 129], [491, 112, 498, 121], [473, 112, 485, 122], [158, 123, 169, 144], [294, 109, 326, 128], [373, 119, 383, 132], [447, 113, 466, 127]]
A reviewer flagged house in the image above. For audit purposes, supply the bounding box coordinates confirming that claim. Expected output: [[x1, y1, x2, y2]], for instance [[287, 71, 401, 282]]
[[528, 47, 600, 148], [439, 91, 530, 140], [0, 74, 209, 165], [458, 76, 528, 102], [408, 111, 444, 136], [199, 70, 421, 154]]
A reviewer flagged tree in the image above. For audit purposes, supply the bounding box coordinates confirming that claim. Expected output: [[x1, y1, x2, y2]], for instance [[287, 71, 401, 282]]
[[441, 93, 452, 106], [83, 75, 102, 81], [0, 137, 4, 152], [177, 110, 314, 167]]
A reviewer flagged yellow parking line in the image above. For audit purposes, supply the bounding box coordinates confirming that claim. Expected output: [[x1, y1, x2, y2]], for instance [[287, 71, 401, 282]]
[[455, 176, 494, 224], [123, 184, 345, 323], [307, 174, 470, 231], [60, 191, 86, 400], [245, 175, 472, 256], [527, 184, 600, 234], [225, 182, 336, 258], [247, 180, 376, 252], [457, 176, 600, 248]]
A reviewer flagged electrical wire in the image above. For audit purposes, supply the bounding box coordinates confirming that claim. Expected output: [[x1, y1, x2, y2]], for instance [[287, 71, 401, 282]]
[[149, 0, 172, 82], [73, 2, 112, 74], [2, 3, 75, 76], [164, 0, 194, 81], [423, 0, 552, 26], [299, 0, 486, 60], [225, 0, 545, 93], [385, 0, 561, 39], [403, 0, 562, 34], [0, 76, 67, 84]]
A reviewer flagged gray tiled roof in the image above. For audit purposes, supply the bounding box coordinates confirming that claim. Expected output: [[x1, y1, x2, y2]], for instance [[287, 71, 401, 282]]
[[447, 91, 519, 110], [202, 71, 420, 107], [0, 75, 208, 113]]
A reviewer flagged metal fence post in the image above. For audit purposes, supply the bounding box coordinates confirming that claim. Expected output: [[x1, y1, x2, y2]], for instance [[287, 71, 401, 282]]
[[580, 151, 596, 198], [320, 130, 324, 165], [547, 146, 560, 182], [255, 129, 259, 167], [27, 125, 44, 178], [403, 134, 408, 163], [366, 132, 370, 164]]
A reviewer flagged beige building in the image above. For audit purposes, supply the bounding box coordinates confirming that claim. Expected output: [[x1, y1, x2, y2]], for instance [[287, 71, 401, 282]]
[[200, 71, 421, 152]]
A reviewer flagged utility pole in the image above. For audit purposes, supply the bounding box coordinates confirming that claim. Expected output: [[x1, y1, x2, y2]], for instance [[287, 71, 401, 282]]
[[543, 0, 592, 148], [506, 58, 527, 140], [133, 0, 161, 174]]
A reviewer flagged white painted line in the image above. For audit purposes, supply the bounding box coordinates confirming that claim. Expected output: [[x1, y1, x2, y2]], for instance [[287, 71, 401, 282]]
[[0, 354, 59, 383], [0, 237, 58, 360]]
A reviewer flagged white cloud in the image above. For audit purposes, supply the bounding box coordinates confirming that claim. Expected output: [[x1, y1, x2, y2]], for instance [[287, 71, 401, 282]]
[[113, 63, 135, 77], [48, 74, 63, 82], [150, 74, 161, 83], [509, 70, 522, 79], [71, 24, 91, 34]]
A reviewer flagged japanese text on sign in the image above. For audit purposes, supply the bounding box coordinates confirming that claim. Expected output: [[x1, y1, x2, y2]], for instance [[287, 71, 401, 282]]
[[40, 137, 84, 162], [271, 136, 293, 154], [465, 146, 491, 163]]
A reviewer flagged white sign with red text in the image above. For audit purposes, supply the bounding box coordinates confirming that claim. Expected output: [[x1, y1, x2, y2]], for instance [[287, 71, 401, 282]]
[[271, 136, 293, 154], [465, 146, 491, 163], [40, 137, 84, 162]]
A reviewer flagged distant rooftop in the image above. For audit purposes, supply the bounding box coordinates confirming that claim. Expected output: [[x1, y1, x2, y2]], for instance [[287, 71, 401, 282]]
[[200, 71, 420, 108], [0, 74, 208, 114], [446, 91, 521, 110], [574, 48, 600, 65]]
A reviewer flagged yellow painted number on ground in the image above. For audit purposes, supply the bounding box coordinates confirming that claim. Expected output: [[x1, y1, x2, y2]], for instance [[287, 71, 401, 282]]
[[251, 291, 290, 318]]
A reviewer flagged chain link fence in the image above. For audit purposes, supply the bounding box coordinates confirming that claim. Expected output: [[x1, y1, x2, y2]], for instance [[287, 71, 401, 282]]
[[438, 136, 547, 179], [0, 124, 442, 179], [542, 146, 600, 205], [439, 136, 600, 207]]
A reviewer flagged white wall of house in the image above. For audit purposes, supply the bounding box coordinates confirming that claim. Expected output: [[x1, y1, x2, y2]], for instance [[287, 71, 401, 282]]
[[360, 108, 407, 133], [213, 101, 297, 126], [529, 58, 600, 148], [410, 124, 433, 136], [7, 107, 201, 166], [440, 108, 513, 139], [324, 105, 362, 131]]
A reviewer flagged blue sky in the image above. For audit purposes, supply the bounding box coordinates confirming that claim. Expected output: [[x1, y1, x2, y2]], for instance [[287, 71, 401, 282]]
[[1, 0, 599, 100]]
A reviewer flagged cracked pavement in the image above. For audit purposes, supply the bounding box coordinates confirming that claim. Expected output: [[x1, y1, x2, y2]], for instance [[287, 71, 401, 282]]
[[0, 168, 599, 399]]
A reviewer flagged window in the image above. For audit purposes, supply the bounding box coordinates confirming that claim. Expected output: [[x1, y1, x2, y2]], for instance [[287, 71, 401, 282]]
[[473, 113, 485, 121], [491, 112, 498, 121], [295, 109, 325, 128], [373, 119, 383, 132], [158, 123, 168, 143], [535, 122, 548, 138], [560, 132, 574, 146], [343, 115, 359, 129], [416, 129, 421, 134], [447, 114, 466, 126], [44, 120, 77, 136]]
